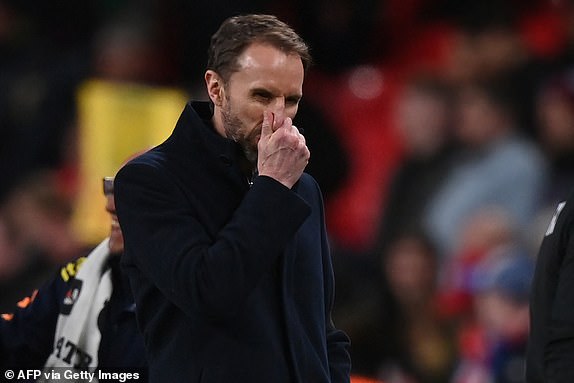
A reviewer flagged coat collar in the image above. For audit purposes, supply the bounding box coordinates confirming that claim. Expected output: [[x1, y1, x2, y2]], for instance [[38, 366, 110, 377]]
[[170, 101, 247, 167]]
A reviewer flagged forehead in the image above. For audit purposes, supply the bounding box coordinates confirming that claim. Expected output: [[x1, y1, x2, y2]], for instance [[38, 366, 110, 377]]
[[229, 43, 304, 94]]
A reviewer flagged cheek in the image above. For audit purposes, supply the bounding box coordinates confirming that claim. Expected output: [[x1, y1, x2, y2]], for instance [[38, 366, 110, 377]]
[[229, 99, 262, 125], [286, 105, 299, 120], [244, 102, 266, 122]]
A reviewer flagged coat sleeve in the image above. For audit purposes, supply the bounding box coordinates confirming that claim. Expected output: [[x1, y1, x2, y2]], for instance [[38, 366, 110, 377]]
[[544, 211, 574, 382], [307, 177, 351, 382], [115, 162, 312, 322]]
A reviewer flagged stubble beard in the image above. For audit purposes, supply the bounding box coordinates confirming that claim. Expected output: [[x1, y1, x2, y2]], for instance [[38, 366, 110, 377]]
[[221, 103, 259, 164]]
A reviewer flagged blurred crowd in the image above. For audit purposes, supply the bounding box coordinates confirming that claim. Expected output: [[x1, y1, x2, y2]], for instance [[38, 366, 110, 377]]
[[2, 0, 574, 382]]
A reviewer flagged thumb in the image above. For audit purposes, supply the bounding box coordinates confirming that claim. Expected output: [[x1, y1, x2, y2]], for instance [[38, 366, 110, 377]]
[[261, 111, 274, 140]]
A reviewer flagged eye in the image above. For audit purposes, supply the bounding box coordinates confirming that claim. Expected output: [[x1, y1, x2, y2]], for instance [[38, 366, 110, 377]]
[[252, 90, 273, 102], [286, 96, 301, 106]]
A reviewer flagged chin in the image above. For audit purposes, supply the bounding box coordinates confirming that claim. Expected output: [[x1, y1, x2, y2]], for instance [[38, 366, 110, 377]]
[[109, 246, 124, 256], [108, 237, 124, 255]]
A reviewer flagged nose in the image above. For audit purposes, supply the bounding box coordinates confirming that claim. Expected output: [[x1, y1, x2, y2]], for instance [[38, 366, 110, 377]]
[[270, 97, 286, 113], [268, 98, 287, 127]]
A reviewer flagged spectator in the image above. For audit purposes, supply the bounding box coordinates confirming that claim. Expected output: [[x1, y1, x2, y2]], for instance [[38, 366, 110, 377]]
[[535, 69, 574, 206], [424, 77, 547, 257], [0, 176, 147, 378], [452, 245, 534, 383], [436, 208, 517, 326], [0, 171, 81, 312], [373, 74, 455, 256], [378, 232, 457, 383]]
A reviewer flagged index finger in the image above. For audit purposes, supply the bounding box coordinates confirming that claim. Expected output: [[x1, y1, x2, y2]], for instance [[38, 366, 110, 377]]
[[261, 110, 274, 139]]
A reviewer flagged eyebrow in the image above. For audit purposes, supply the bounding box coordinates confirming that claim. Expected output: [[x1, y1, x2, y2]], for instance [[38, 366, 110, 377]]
[[251, 87, 302, 101]]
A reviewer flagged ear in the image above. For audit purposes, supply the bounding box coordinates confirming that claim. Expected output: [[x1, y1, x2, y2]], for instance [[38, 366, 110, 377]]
[[205, 70, 225, 107]]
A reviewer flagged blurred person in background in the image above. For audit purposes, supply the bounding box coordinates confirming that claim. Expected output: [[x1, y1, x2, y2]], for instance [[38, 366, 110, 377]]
[[524, 69, 574, 256], [535, 69, 574, 207], [0, 2, 173, 313], [378, 232, 457, 383], [436, 208, 517, 329], [332, 74, 455, 379], [373, 74, 455, 257], [0, 176, 147, 378], [434, 208, 526, 383], [0, 171, 81, 312], [424, 77, 547, 258], [527, 191, 574, 383], [453, 246, 534, 383]]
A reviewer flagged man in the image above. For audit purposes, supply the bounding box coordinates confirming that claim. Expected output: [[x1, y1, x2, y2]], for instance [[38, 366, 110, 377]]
[[0, 176, 147, 378], [114, 14, 351, 382], [527, 191, 574, 383]]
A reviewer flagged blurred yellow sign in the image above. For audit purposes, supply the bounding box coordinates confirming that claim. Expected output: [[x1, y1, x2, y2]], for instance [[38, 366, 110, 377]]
[[73, 79, 188, 245]]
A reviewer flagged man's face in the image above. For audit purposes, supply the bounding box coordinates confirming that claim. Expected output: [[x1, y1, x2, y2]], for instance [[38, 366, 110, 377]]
[[216, 43, 304, 162]]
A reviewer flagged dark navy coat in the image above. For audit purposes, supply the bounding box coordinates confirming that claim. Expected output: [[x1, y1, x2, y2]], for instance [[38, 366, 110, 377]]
[[115, 101, 351, 383]]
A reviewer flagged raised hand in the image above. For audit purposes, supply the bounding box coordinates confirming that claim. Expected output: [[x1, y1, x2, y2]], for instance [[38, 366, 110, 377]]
[[257, 110, 310, 189]]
